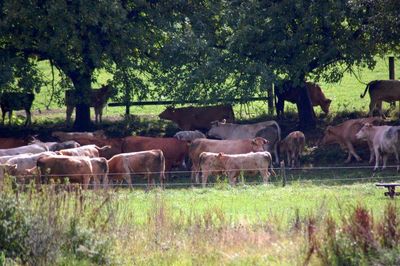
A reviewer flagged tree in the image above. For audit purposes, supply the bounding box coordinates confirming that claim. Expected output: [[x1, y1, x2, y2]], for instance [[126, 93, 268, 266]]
[[156, 0, 384, 129], [0, 0, 171, 130]]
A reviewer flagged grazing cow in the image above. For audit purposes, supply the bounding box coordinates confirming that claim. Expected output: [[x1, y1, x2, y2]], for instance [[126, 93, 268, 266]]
[[36, 155, 94, 189], [51, 130, 106, 141], [0, 92, 35, 126], [275, 81, 332, 116], [173, 130, 206, 141], [0, 137, 30, 149], [65, 85, 115, 124], [5, 152, 57, 181], [279, 131, 306, 168], [199, 151, 275, 187], [355, 124, 400, 171], [159, 104, 235, 131], [56, 144, 111, 158], [108, 150, 165, 188], [207, 120, 281, 164], [360, 80, 400, 117], [122, 136, 188, 172], [189, 137, 268, 183], [320, 117, 383, 163]]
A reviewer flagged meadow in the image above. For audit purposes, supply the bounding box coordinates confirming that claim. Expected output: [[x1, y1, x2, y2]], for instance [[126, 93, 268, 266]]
[[1, 57, 400, 265]]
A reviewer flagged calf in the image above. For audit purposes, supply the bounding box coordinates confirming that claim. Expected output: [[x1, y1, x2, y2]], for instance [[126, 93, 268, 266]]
[[107, 150, 165, 188], [65, 85, 115, 124], [279, 131, 306, 168], [0, 92, 34, 126], [56, 145, 111, 158], [189, 137, 268, 183], [355, 124, 400, 171], [199, 151, 275, 187], [320, 117, 383, 163], [159, 104, 235, 130], [360, 80, 400, 117], [89, 157, 109, 188], [173, 130, 206, 141], [275, 81, 332, 116]]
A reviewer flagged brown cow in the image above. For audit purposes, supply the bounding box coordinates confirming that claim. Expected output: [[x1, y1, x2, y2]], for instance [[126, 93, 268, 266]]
[[199, 151, 275, 187], [159, 104, 235, 130], [65, 85, 115, 124], [36, 155, 94, 189], [279, 131, 305, 168], [0, 137, 29, 149], [122, 136, 188, 172], [189, 137, 268, 183], [360, 80, 400, 117], [56, 145, 111, 158], [275, 81, 332, 116], [320, 117, 383, 163], [89, 157, 109, 188], [108, 150, 165, 188]]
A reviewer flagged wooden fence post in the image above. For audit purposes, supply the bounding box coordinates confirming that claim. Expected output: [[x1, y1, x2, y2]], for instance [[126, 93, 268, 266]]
[[280, 161, 286, 187]]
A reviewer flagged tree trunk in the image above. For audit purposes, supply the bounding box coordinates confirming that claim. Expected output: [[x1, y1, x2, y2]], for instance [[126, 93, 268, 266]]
[[296, 83, 316, 130], [70, 73, 92, 131]]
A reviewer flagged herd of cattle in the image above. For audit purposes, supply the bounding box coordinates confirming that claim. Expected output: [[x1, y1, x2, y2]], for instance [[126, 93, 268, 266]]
[[0, 79, 400, 188]]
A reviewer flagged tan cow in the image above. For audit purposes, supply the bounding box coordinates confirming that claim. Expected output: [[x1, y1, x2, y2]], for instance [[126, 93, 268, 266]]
[[89, 157, 109, 188], [159, 105, 235, 130], [65, 85, 115, 124], [107, 150, 165, 188], [51, 130, 106, 141], [320, 117, 383, 163], [360, 80, 400, 117], [56, 145, 111, 158], [189, 137, 268, 183], [199, 151, 275, 187], [355, 124, 400, 171], [279, 131, 306, 168]]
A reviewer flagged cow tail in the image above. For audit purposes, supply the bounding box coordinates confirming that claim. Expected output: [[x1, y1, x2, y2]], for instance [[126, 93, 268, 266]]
[[360, 82, 371, 98], [159, 151, 166, 184], [97, 145, 111, 151]]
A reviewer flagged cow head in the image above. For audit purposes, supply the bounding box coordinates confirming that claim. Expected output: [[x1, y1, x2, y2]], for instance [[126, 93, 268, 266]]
[[159, 107, 175, 119], [251, 137, 269, 151], [320, 126, 336, 146], [355, 123, 373, 141], [207, 120, 230, 139], [321, 99, 332, 114], [100, 84, 117, 98]]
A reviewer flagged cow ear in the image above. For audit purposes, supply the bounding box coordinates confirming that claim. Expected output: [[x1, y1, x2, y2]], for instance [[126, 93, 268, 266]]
[[326, 99, 332, 104]]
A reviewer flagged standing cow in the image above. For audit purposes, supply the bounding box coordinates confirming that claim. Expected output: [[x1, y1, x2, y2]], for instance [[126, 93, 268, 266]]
[[207, 120, 281, 164], [360, 80, 400, 117], [275, 81, 332, 117], [0, 92, 35, 126], [189, 137, 268, 183], [108, 150, 165, 188], [279, 131, 305, 168], [65, 85, 115, 124], [159, 105, 235, 131]]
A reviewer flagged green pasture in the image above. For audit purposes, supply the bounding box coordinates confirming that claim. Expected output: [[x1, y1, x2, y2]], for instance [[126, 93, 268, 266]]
[[28, 56, 400, 124]]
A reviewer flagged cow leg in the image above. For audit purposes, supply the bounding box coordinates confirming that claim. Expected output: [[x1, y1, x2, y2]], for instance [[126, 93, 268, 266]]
[[99, 108, 103, 123], [273, 143, 279, 165], [8, 111, 12, 125], [25, 109, 32, 126], [82, 175, 90, 190], [373, 147, 380, 171], [1, 111, 5, 124], [261, 169, 270, 183], [66, 105, 74, 124], [382, 154, 388, 170], [395, 151, 400, 172], [344, 141, 361, 163], [368, 101, 376, 117], [201, 172, 209, 188], [286, 151, 290, 167], [368, 141, 375, 164]]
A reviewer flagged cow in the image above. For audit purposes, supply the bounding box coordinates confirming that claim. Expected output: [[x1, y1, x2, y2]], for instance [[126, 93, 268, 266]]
[[51, 130, 106, 141], [355, 124, 400, 171], [0, 92, 35, 126], [5, 152, 57, 182], [189, 137, 268, 183], [0, 137, 30, 149], [207, 120, 281, 164], [279, 131, 306, 168], [56, 145, 111, 158], [30, 140, 81, 152], [0, 143, 49, 157], [35, 155, 95, 189], [65, 85, 115, 124], [360, 80, 400, 117], [199, 151, 275, 187], [320, 117, 383, 163], [173, 130, 206, 141], [108, 150, 165, 188], [0, 154, 34, 164], [89, 157, 109, 188], [122, 136, 188, 172], [275, 81, 332, 117], [159, 104, 235, 131]]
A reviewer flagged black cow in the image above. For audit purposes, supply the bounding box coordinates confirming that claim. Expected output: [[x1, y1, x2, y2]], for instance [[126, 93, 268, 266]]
[[0, 92, 35, 126]]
